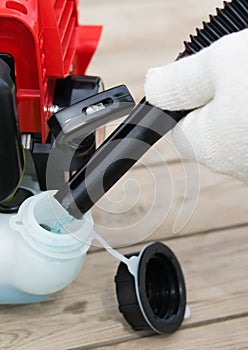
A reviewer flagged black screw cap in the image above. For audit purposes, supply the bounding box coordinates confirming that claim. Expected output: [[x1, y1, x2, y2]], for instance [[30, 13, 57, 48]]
[[115, 242, 186, 334]]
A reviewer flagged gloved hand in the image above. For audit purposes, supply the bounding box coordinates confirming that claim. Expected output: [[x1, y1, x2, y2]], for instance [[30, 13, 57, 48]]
[[144, 29, 248, 184]]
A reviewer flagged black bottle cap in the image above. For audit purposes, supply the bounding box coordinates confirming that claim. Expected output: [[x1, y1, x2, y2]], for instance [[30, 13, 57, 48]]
[[115, 242, 186, 334]]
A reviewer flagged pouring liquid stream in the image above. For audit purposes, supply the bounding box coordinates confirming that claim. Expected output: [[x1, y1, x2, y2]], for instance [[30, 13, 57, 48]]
[[49, 215, 76, 233]]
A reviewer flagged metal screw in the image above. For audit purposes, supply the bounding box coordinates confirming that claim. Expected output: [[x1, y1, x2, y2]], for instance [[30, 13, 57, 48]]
[[44, 105, 60, 114]]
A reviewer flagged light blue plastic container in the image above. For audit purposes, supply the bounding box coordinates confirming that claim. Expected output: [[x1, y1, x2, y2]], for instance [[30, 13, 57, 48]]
[[0, 190, 94, 304]]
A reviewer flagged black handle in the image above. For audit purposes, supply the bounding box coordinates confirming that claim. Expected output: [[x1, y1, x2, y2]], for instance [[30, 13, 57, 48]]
[[54, 99, 188, 218], [48, 85, 135, 148]]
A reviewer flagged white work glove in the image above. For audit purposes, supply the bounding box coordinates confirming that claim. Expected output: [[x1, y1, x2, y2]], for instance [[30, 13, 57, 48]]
[[144, 29, 248, 184]]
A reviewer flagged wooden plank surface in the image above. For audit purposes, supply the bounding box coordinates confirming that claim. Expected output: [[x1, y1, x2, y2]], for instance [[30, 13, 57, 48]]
[[96, 316, 248, 350], [1, 1, 247, 350], [92, 162, 248, 248], [0, 227, 247, 350]]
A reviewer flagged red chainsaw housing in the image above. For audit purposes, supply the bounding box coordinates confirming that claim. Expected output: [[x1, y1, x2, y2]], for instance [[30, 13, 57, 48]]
[[0, 0, 102, 142]]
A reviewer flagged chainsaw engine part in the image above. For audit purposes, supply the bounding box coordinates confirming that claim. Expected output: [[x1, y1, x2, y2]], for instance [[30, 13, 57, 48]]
[[53, 75, 103, 108], [0, 0, 103, 202], [0, 59, 24, 202], [0, 0, 102, 143], [30, 76, 103, 191], [48, 85, 135, 146]]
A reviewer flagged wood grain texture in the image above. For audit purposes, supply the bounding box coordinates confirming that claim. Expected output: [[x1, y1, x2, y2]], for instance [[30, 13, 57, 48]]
[[92, 161, 248, 248], [96, 316, 248, 350], [0, 228, 247, 350]]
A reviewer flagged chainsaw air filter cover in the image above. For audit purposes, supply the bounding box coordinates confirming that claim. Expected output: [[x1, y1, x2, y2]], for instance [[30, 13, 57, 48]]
[[115, 242, 186, 334]]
